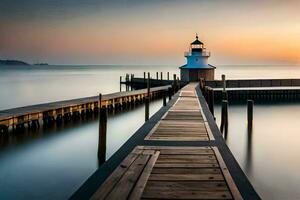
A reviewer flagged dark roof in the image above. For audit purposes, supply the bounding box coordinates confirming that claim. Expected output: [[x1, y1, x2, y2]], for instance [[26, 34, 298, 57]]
[[191, 36, 203, 45]]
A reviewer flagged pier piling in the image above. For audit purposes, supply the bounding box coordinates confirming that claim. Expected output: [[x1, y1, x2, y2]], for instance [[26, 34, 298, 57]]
[[173, 74, 177, 94], [98, 94, 107, 164], [247, 100, 254, 130], [168, 87, 172, 100], [145, 73, 150, 121], [222, 74, 226, 92], [119, 76, 122, 92], [167, 72, 169, 80], [163, 92, 167, 106], [208, 88, 214, 117], [220, 100, 228, 136]]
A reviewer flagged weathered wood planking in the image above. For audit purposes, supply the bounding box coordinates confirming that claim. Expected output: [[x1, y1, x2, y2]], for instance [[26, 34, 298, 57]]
[[146, 83, 214, 141], [72, 82, 259, 200], [91, 146, 243, 200]]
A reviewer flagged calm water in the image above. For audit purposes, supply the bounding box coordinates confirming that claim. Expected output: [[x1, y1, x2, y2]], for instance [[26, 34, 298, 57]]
[[1, 64, 300, 199]]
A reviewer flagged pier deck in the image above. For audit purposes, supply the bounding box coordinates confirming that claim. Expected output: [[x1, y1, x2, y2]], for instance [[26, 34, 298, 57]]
[[72, 83, 260, 200], [0, 85, 170, 132]]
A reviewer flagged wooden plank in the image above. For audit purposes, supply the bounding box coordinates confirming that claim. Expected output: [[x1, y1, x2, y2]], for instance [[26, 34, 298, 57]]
[[151, 168, 221, 174], [157, 154, 216, 161], [90, 148, 142, 200], [213, 147, 244, 200], [205, 122, 215, 141], [105, 152, 151, 199], [140, 146, 211, 150], [156, 156, 217, 164], [142, 189, 232, 199], [158, 149, 214, 155], [148, 137, 209, 141], [154, 163, 219, 168], [129, 151, 160, 200], [152, 133, 208, 137], [144, 181, 229, 191]]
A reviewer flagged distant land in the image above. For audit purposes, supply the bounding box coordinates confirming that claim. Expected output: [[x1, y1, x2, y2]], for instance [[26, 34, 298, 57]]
[[0, 59, 49, 66], [0, 59, 30, 66]]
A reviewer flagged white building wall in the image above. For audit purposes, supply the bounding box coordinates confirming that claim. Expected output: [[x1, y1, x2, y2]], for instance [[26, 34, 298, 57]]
[[186, 54, 209, 67]]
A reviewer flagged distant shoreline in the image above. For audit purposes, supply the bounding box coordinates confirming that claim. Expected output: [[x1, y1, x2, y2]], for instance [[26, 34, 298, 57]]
[[0, 59, 30, 66]]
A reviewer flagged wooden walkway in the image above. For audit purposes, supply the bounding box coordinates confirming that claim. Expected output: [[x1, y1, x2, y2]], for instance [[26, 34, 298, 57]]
[[88, 83, 249, 200], [0, 85, 170, 131]]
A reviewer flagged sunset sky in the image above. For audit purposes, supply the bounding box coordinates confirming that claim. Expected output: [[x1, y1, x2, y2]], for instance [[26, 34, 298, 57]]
[[0, 0, 299, 65]]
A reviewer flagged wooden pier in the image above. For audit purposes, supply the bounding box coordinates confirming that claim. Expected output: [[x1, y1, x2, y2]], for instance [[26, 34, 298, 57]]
[[206, 78, 300, 88], [213, 87, 300, 102], [71, 83, 260, 200], [204, 78, 300, 102], [120, 76, 184, 90], [0, 85, 171, 133]]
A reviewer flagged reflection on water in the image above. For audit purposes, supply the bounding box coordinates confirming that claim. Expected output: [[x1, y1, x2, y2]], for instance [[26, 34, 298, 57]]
[[2, 64, 300, 199], [0, 99, 164, 200], [215, 101, 300, 200]]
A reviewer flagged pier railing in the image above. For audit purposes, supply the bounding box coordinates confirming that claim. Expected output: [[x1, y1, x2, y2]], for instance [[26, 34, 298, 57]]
[[206, 78, 300, 88], [0, 85, 171, 133], [184, 51, 210, 57]]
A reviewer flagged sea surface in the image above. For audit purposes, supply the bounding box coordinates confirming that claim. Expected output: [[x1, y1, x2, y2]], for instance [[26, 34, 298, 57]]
[[1, 64, 300, 199]]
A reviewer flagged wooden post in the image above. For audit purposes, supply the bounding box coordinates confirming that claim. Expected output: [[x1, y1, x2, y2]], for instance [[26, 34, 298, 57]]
[[130, 74, 133, 91], [247, 100, 254, 130], [143, 72, 146, 83], [208, 88, 214, 116], [199, 78, 205, 92], [145, 98, 149, 121], [119, 76, 122, 92], [147, 72, 150, 97], [222, 91, 228, 100], [167, 72, 170, 80], [126, 74, 129, 91], [98, 94, 107, 164], [163, 92, 167, 106], [168, 87, 172, 100], [145, 73, 150, 121], [173, 74, 177, 93], [222, 74, 226, 92], [160, 72, 163, 80], [156, 72, 159, 80], [220, 100, 228, 135]]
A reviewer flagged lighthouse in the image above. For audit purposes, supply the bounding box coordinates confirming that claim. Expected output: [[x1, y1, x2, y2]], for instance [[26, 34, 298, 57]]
[[180, 35, 215, 82]]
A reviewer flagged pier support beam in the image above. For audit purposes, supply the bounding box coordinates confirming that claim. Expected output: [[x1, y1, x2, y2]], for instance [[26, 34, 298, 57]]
[[98, 94, 107, 164]]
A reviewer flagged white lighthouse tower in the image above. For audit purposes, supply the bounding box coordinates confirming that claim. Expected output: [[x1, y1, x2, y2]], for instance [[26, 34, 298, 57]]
[[180, 34, 215, 82]]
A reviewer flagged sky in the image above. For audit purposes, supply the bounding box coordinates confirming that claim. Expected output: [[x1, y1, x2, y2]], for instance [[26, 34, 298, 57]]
[[0, 0, 299, 65]]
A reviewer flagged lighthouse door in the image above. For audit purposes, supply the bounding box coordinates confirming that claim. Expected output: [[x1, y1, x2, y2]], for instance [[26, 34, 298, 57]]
[[189, 69, 199, 82]]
